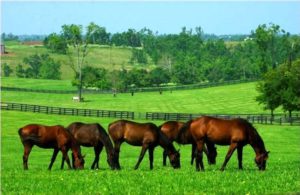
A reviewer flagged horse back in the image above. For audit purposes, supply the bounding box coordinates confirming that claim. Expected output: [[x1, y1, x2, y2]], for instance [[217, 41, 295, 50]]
[[109, 120, 158, 145], [160, 121, 184, 141], [19, 124, 69, 148], [191, 117, 249, 145]]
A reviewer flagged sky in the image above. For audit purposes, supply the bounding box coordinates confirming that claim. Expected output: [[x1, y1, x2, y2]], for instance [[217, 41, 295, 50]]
[[1, 1, 300, 35]]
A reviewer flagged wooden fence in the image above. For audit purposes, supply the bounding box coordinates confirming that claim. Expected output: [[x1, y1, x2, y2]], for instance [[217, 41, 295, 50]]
[[1, 102, 134, 119], [1, 102, 299, 126]]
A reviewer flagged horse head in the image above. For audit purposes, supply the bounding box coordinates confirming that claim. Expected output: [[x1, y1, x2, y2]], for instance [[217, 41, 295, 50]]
[[74, 153, 85, 170], [169, 149, 181, 169], [107, 150, 118, 170], [255, 151, 270, 171]]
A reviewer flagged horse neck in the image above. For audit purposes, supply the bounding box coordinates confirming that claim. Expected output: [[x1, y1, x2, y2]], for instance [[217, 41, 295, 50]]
[[98, 130, 114, 157], [70, 139, 81, 159], [158, 131, 176, 153], [248, 127, 266, 156]]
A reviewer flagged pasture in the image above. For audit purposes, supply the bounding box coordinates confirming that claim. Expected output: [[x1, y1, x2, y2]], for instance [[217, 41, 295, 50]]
[[1, 111, 300, 194], [1, 79, 300, 194], [2, 79, 270, 114]]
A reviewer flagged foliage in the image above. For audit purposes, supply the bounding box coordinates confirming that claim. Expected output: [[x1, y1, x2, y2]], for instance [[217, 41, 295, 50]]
[[43, 33, 67, 54], [19, 54, 61, 79], [72, 66, 111, 90], [256, 60, 300, 117], [2, 63, 13, 77], [130, 48, 148, 64]]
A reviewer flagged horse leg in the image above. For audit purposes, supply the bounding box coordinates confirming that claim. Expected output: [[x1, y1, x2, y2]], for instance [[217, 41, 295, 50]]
[[48, 149, 59, 170], [134, 144, 149, 170], [220, 142, 238, 171], [22, 143, 33, 170], [60, 147, 72, 169], [149, 146, 154, 170], [191, 144, 196, 165], [92, 144, 103, 169], [114, 141, 122, 170], [195, 140, 205, 171], [163, 149, 168, 166], [237, 146, 243, 170]]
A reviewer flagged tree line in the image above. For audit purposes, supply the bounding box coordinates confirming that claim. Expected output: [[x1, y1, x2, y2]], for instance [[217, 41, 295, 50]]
[[2, 22, 300, 115]]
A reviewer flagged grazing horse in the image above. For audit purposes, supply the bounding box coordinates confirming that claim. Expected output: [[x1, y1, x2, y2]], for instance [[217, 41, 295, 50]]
[[18, 124, 85, 170], [159, 121, 217, 166], [65, 122, 117, 170], [180, 116, 269, 171], [108, 120, 180, 170]]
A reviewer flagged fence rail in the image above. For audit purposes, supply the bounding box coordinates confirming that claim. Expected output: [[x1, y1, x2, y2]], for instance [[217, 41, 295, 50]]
[[1, 102, 299, 126], [1, 102, 134, 120]]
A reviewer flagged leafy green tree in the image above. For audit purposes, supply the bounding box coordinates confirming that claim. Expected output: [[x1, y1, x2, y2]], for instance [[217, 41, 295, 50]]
[[86, 22, 110, 45], [2, 63, 13, 77], [61, 23, 97, 101], [39, 55, 61, 79], [43, 33, 67, 54], [256, 69, 282, 118], [130, 48, 148, 64], [15, 64, 25, 78], [23, 54, 42, 78], [149, 67, 170, 86]]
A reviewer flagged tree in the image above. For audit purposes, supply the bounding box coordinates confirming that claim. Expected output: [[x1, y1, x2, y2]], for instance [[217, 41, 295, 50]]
[[251, 23, 287, 73], [149, 67, 170, 86], [61, 23, 97, 101], [15, 64, 25, 78], [43, 33, 67, 54], [39, 55, 61, 79], [256, 69, 282, 118], [2, 63, 13, 77], [21, 54, 61, 79]]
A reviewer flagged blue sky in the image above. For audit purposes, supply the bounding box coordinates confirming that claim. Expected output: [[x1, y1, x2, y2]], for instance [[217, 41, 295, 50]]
[[1, 1, 300, 35]]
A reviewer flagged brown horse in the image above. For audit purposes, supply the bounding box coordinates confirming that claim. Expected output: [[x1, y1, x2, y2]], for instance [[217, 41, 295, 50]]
[[64, 122, 117, 170], [159, 121, 217, 166], [108, 120, 180, 170], [18, 124, 85, 170], [180, 116, 269, 171]]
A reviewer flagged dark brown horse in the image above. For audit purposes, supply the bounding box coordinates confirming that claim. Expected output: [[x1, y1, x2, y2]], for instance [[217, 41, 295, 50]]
[[108, 120, 180, 170], [180, 116, 269, 171], [159, 121, 217, 166], [65, 122, 117, 170], [18, 124, 85, 170]]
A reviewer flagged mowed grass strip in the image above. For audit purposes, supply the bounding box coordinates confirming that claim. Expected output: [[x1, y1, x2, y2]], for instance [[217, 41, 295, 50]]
[[1, 111, 300, 194], [2, 81, 274, 114]]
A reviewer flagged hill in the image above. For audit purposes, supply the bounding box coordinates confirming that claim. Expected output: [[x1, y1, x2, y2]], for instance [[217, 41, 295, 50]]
[[1, 41, 155, 80]]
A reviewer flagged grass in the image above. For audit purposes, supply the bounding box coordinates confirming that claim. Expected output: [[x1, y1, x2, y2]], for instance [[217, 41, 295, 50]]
[[1, 110, 300, 194], [1, 41, 154, 79], [1, 80, 282, 114]]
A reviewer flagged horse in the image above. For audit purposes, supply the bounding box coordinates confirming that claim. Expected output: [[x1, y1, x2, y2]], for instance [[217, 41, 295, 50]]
[[108, 120, 180, 170], [180, 116, 269, 171], [18, 124, 85, 170], [64, 122, 117, 170], [159, 121, 217, 166]]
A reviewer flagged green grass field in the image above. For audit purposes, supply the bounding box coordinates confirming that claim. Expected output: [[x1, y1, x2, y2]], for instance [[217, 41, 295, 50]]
[[2, 79, 273, 114], [1, 79, 300, 194], [1, 111, 300, 194]]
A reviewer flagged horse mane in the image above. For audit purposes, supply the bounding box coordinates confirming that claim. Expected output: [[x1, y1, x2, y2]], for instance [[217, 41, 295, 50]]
[[157, 127, 176, 153], [96, 123, 114, 152], [238, 118, 266, 152]]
